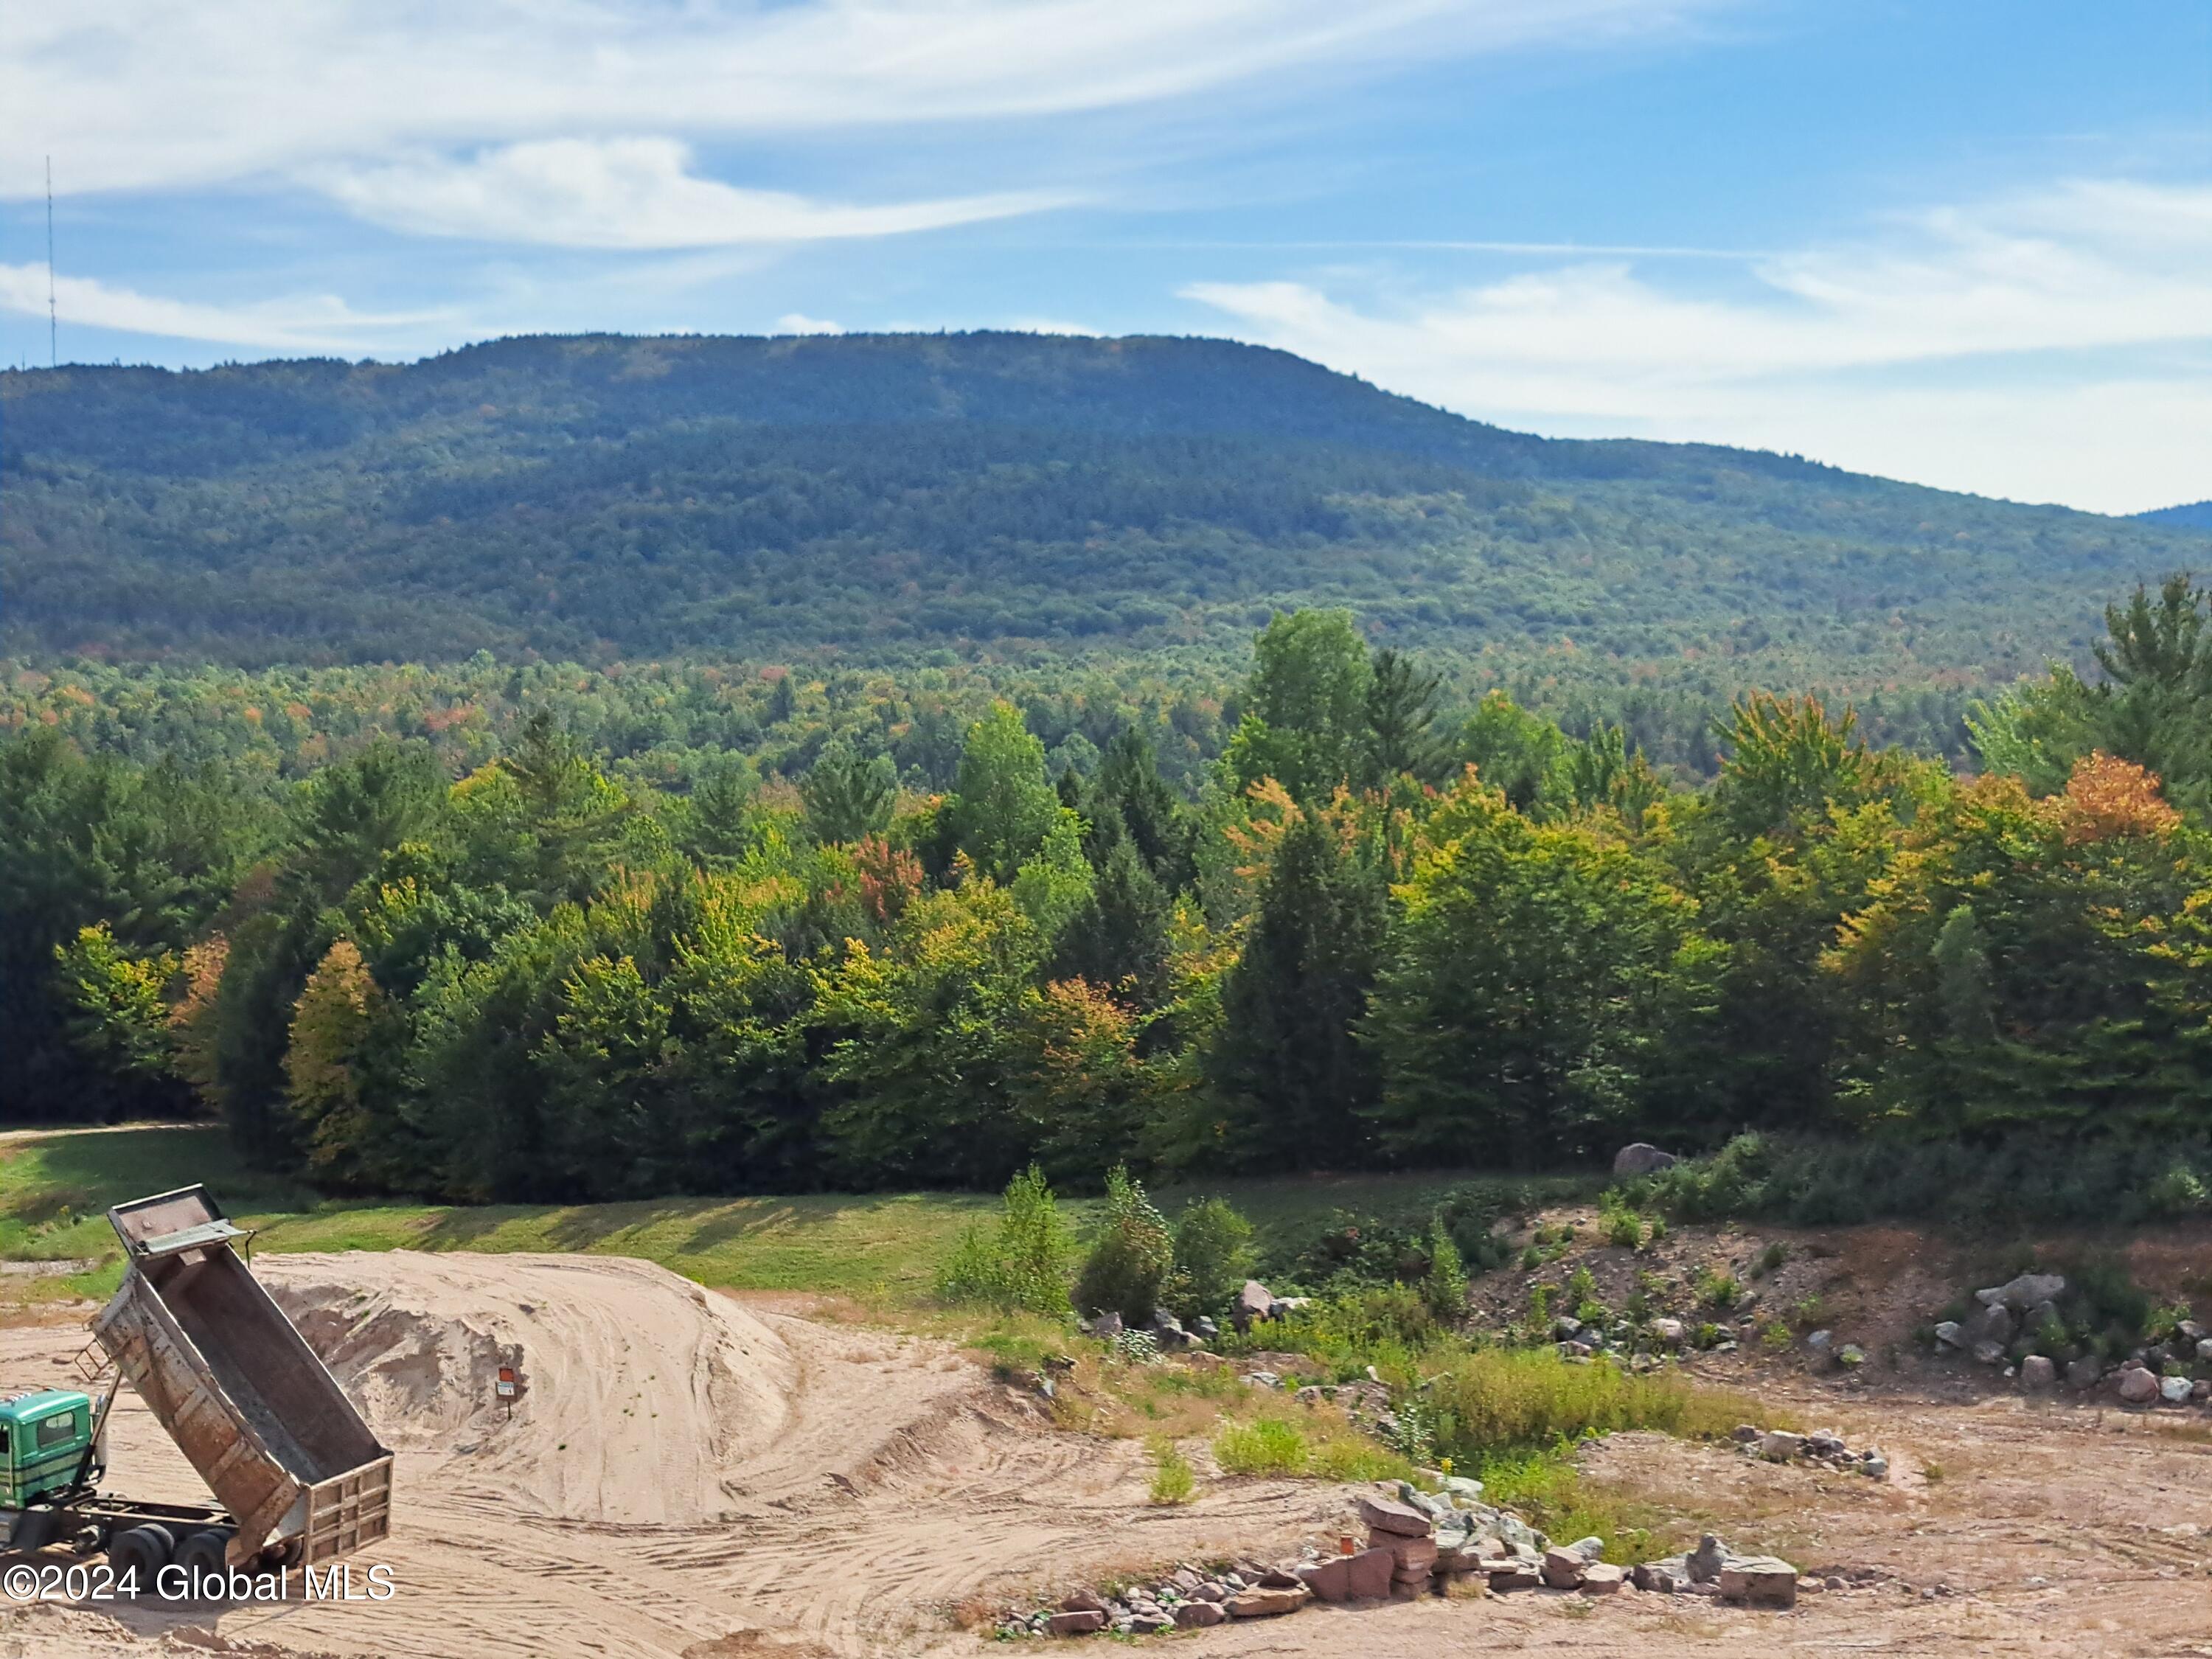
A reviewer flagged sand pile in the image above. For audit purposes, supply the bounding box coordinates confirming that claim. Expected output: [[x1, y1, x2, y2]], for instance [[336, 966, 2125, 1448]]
[[260, 1251, 797, 1525]]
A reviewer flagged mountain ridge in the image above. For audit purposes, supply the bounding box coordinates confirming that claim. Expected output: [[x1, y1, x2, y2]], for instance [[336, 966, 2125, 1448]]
[[1, 331, 2196, 683]]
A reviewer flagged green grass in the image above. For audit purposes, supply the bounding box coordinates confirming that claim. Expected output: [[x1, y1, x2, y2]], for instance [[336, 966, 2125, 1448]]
[[0, 1125, 1064, 1306], [0, 1127, 1555, 1313]]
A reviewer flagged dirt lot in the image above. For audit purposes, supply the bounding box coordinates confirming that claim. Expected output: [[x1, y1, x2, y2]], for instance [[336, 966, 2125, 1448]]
[[2, 1246, 2210, 1658]]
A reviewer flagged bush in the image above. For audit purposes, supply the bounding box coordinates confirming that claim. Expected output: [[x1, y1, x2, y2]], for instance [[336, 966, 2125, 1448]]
[[935, 1164, 1074, 1315], [1169, 1197, 1254, 1322], [1147, 1439, 1196, 1504], [1424, 1348, 1773, 1464], [1074, 1165, 1176, 1324], [1420, 1215, 1469, 1323], [1214, 1416, 1310, 1476], [1629, 1132, 2212, 1230]]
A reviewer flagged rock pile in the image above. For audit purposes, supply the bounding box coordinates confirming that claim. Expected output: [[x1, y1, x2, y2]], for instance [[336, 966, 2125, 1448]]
[[996, 1485, 1806, 1637], [1729, 1422, 1889, 1481], [1930, 1274, 2212, 1406]]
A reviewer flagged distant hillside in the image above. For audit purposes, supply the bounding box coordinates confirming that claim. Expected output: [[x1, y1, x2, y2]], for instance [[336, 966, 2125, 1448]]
[[2137, 500, 2212, 532], [1, 333, 2196, 688]]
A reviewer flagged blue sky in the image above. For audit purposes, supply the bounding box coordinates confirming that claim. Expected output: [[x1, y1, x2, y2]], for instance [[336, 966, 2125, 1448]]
[[2, 1, 2205, 513]]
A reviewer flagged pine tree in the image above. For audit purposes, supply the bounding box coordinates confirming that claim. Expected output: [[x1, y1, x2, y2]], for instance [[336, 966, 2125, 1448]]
[[1207, 813, 1386, 1164]]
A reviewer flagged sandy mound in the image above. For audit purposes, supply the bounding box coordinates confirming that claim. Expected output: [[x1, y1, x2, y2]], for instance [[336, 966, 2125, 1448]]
[[261, 1251, 796, 1526]]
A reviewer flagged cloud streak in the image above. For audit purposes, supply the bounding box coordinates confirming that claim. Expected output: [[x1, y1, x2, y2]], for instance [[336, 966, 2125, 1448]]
[[1180, 178, 2212, 514], [1, 1, 1728, 199], [319, 139, 1072, 249], [0, 265, 445, 352]]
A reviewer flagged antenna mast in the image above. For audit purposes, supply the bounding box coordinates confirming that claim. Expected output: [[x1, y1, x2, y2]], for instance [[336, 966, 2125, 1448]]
[[46, 156, 58, 367]]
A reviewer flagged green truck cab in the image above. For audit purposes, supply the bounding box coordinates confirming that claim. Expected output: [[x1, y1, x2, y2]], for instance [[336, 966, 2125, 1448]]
[[0, 1390, 101, 1509]]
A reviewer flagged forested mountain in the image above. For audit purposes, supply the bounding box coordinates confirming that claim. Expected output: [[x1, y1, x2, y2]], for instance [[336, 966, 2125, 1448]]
[[2138, 501, 2212, 531], [2, 333, 2195, 690]]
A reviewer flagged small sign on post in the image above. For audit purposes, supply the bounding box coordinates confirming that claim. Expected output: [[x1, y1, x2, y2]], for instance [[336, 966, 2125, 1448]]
[[496, 1364, 518, 1419]]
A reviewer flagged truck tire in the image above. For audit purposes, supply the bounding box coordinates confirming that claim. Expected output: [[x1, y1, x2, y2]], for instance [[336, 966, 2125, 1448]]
[[109, 1524, 175, 1590], [173, 1528, 231, 1587]]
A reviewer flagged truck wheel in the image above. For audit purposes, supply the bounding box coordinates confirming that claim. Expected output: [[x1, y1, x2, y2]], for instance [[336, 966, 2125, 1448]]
[[173, 1528, 231, 1588], [109, 1524, 175, 1590]]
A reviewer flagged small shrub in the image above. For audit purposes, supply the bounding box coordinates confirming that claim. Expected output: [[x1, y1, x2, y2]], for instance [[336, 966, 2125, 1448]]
[[1421, 1215, 1470, 1323], [1148, 1439, 1196, 1504], [1760, 1323, 1792, 1353], [1755, 1242, 1788, 1277], [1312, 1438, 1408, 1482], [1214, 1416, 1310, 1476], [2147, 1166, 2211, 1219], [1074, 1166, 1175, 1324], [935, 1164, 1074, 1315], [1695, 1266, 1742, 1311], [1520, 1245, 1542, 1270], [1169, 1197, 1254, 1323]]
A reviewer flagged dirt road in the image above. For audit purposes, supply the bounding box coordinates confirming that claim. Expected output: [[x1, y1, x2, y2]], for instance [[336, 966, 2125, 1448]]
[[3, 1250, 2209, 1658]]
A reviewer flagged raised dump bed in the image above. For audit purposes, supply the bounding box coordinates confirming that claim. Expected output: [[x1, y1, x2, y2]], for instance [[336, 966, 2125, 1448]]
[[90, 1186, 393, 1568]]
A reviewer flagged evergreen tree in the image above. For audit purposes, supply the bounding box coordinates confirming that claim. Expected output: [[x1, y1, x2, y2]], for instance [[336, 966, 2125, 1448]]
[[1362, 647, 1447, 788], [800, 739, 897, 845], [1207, 812, 1387, 1165]]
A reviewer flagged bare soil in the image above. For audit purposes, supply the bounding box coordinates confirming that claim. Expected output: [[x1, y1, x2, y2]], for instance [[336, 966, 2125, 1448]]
[[2, 1238, 2209, 1659]]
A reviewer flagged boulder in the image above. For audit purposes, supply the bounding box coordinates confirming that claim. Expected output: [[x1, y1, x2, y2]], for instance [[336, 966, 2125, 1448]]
[[1976, 1273, 2066, 1312], [1296, 1557, 1352, 1603], [1046, 1610, 1107, 1635], [1761, 1430, 1805, 1461], [1173, 1601, 1225, 1629], [1719, 1556, 1801, 1608], [1966, 1301, 2017, 1345], [1634, 1559, 1690, 1593], [1060, 1592, 1106, 1614], [1972, 1340, 2006, 1366], [1382, 1536, 1439, 1577], [1233, 1281, 1276, 1331], [2020, 1354, 2056, 1390], [1933, 1321, 1965, 1350], [2117, 1366, 2161, 1404], [1613, 1143, 1678, 1176], [1730, 1424, 1762, 1444], [1091, 1310, 1122, 1341], [1487, 1561, 1542, 1591], [1542, 1537, 1605, 1590], [1357, 1495, 1434, 1537], [2024, 1298, 2062, 1336], [1345, 1546, 1396, 1600], [1582, 1562, 1627, 1595], [1687, 1535, 1728, 1583], [2199, 1338, 2212, 1364], [1861, 1454, 1889, 1480], [2066, 1355, 2104, 1390], [1150, 1310, 1192, 1349], [1651, 1317, 1686, 1345], [1225, 1586, 1306, 1618], [1130, 1613, 1173, 1633], [1253, 1568, 1302, 1590], [2160, 1374, 2194, 1404], [1192, 1315, 1219, 1341]]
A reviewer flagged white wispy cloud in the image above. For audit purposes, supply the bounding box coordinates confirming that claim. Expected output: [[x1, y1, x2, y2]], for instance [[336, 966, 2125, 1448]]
[[317, 139, 1072, 250], [0, 1, 1728, 198], [1180, 178, 2212, 514], [0, 264, 445, 352]]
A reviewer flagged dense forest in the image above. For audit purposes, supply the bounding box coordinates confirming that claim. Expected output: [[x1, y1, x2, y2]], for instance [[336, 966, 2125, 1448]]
[[3, 334, 2196, 694], [11, 580, 2212, 1217]]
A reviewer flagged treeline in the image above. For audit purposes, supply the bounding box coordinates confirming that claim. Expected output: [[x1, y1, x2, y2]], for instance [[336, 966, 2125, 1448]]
[[10, 579, 2212, 1204], [1, 650, 1983, 790]]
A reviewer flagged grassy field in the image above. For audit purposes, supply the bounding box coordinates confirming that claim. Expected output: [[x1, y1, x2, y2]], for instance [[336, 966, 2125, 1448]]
[[0, 1124, 1573, 1307]]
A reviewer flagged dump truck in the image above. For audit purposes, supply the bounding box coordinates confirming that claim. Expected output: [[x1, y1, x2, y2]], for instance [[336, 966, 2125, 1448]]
[[0, 1186, 393, 1582]]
